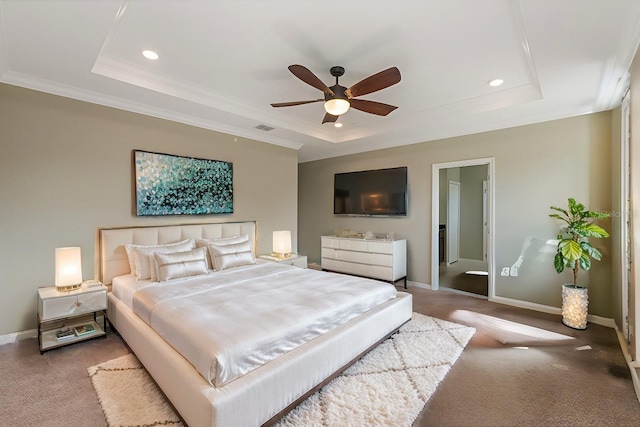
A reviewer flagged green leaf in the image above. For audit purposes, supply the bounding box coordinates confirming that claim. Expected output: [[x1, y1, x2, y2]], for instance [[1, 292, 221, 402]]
[[549, 213, 569, 223], [579, 253, 591, 271], [549, 206, 568, 217], [568, 198, 585, 216], [554, 252, 565, 273], [581, 242, 602, 261], [586, 210, 611, 219], [584, 223, 609, 238], [559, 239, 582, 261]]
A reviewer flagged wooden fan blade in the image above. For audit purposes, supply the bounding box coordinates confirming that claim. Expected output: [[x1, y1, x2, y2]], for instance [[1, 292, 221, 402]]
[[349, 99, 398, 116], [271, 99, 324, 108], [346, 67, 401, 98], [288, 65, 334, 95], [322, 113, 339, 124]]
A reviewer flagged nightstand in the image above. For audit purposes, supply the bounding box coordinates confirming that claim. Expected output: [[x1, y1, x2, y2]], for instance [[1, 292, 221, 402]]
[[258, 254, 308, 268], [37, 284, 108, 353]]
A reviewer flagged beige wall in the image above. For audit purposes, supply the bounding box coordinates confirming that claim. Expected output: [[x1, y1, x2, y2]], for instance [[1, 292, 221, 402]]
[[299, 112, 614, 317], [0, 83, 299, 335]]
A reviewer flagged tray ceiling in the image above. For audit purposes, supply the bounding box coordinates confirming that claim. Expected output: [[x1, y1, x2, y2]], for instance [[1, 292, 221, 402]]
[[1, 0, 639, 162]]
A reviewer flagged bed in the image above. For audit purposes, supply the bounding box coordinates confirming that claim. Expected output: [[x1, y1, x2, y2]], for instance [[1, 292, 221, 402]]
[[100, 221, 413, 427]]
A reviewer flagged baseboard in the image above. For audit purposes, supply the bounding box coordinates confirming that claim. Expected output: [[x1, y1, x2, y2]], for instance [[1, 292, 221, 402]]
[[614, 328, 640, 403], [406, 281, 431, 290], [0, 329, 37, 346], [490, 295, 615, 328], [440, 287, 488, 299], [490, 295, 562, 315], [587, 314, 617, 328], [632, 365, 640, 404]]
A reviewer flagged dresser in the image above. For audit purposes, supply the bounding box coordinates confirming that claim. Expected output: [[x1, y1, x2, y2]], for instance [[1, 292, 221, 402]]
[[321, 236, 407, 288]]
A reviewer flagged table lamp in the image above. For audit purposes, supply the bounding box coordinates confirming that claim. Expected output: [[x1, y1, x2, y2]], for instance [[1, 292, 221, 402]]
[[55, 247, 82, 291], [272, 230, 292, 260]]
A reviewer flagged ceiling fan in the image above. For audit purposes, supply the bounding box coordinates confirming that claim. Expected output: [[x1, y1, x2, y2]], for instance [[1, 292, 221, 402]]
[[271, 65, 401, 124]]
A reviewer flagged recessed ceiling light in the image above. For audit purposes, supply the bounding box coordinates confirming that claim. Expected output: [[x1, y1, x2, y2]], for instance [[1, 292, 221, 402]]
[[334, 122, 343, 128], [142, 50, 159, 60], [488, 78, 504, 87]]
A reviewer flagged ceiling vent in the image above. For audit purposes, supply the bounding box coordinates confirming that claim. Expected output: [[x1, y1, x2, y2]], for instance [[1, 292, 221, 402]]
[[255, 124, 275, 131]]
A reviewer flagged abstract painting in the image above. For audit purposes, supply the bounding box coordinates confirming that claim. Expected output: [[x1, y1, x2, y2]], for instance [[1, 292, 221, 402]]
[[134, 150, 233, 216]]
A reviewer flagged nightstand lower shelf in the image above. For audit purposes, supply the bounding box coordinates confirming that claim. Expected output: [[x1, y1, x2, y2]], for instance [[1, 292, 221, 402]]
[[39, 313, 107, 353]]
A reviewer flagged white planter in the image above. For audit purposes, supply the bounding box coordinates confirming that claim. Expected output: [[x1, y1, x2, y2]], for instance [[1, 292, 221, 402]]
[[561, 284, 588, 329]]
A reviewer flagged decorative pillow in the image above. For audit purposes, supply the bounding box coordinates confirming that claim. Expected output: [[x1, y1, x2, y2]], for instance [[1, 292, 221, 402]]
[[207, 240, 255, 271], [196, 235, 250, 269], [154, 247, 209, 282], [127, 239, 195, 280]]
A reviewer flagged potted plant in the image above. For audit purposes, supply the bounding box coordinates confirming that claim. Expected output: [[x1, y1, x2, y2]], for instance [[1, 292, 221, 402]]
[[549, 198, 610, 329]]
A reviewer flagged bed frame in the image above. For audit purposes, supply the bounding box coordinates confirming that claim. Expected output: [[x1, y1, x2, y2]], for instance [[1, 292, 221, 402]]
[[99, 221, 413, 427]]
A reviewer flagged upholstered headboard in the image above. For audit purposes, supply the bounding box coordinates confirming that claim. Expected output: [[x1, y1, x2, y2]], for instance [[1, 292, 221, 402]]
[[98, 221, 257, 285]]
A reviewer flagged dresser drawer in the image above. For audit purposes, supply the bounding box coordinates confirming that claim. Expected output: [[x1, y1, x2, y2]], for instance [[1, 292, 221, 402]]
[[322, 248, 392, 267], [338, 239, 368, 252], [39, 289, 107, 321], [366, 241, 394, 254], [322, 258, 393, 281], [321, 237, 340, 249]]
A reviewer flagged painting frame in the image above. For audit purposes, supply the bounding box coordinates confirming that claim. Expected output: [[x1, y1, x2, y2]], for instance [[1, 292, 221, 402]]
[[134, 150, 233, 216]]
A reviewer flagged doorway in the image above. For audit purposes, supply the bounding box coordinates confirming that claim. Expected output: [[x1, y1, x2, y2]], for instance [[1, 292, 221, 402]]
[[431, 158, 495, 298]]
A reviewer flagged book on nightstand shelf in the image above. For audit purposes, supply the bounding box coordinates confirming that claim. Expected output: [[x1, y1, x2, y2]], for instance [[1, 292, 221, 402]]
[[74, 324, 95, 337], [55, 327, 75, 341]]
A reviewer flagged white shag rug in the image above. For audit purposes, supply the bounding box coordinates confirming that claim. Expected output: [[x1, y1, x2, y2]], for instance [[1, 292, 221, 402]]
[[88, 353, 184, 427], [88, 313, 474, 427]]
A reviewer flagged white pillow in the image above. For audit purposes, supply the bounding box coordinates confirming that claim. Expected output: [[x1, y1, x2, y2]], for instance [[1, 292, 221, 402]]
[[196, 235, 250, 269], [154, 247, 208, 282], [207, 240, 255, 271], [127, 239, 195, 280]]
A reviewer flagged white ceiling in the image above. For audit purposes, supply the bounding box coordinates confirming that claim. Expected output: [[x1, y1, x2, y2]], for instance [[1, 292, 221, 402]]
[[1, 0, 639, 163]]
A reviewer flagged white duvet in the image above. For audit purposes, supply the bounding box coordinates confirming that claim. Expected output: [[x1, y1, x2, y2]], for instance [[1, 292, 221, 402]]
[[128, 262, 396, 387]]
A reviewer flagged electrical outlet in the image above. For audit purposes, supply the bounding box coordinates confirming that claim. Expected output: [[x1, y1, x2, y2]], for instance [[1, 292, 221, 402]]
[[510, 266, 518, 277], [501, 267, 510, 276]]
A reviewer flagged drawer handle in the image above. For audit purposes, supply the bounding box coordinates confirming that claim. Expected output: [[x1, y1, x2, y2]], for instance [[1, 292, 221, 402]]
[[75, 301, 82, 307]]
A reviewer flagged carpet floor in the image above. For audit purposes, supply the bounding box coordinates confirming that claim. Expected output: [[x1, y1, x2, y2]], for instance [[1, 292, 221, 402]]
[[2, 287, 638, 426], [87, 313, 474, 427]]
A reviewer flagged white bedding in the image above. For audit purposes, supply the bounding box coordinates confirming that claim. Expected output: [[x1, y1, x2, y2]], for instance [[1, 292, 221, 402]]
[[112, 260, 272, 308], [119, 262, 396, 387]]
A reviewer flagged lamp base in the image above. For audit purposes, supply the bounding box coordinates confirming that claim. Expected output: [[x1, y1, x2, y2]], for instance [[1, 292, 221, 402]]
[[55, 283, 82, 292], [271, 252, 292, 260]]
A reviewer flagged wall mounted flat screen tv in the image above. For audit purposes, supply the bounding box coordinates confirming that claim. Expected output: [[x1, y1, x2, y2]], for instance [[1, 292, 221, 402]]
[[334, 166, 408, 216]]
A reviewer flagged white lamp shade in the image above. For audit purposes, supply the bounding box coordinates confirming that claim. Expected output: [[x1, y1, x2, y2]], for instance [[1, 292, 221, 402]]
[[55, 247, 82, 287], [273, 230, 292, 255], [324, 98, 350, 116]]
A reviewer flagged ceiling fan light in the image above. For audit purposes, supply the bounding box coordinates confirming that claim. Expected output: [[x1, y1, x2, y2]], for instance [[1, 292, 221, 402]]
[[324, 98, 350, 116], [142, 50, 159, 60]]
